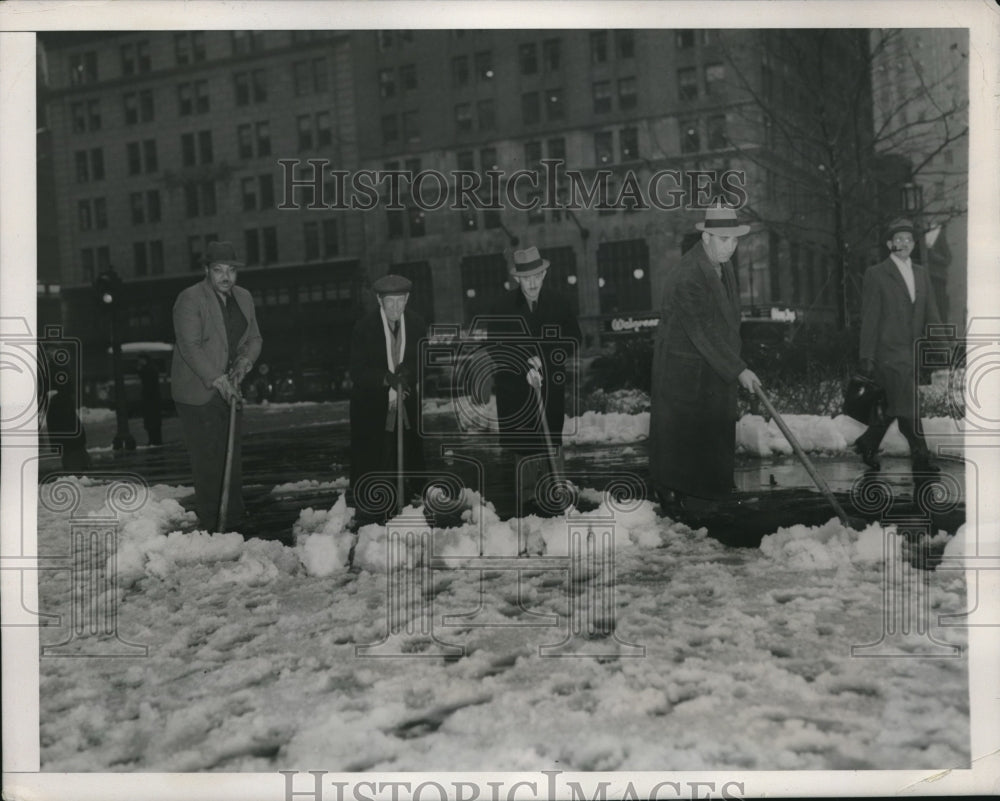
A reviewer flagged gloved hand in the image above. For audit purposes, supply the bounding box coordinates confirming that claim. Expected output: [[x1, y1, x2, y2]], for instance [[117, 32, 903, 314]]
[[526, 355, 543, 389], [228, 356, 253, 385], [385, 369, 411, 395], [212, 373, 240, 404], [738, 368, 761, 393], [858, 359, 876, 379]]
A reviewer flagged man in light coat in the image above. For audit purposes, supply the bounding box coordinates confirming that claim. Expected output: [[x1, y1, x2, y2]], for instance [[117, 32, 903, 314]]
[[648, 204, 761, 514], [854, 218, 941, 472], [171, 241, 262, 532]]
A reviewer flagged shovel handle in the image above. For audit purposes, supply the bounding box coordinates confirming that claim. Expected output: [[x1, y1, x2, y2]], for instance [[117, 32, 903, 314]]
[[218, 394, 238, 532], [753, 384, 851, 527]]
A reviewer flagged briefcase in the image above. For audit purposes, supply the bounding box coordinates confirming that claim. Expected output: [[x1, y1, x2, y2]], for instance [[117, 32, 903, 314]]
[[843, 375, 887, 426]]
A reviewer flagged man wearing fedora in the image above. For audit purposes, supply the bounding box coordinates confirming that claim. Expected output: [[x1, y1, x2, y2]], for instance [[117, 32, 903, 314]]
[[348, 274, 427, 525], [487, 246, 582, 517], [853, 218, 941, 473], [171, 241, 262, 532], [649, 203, 761, 515]]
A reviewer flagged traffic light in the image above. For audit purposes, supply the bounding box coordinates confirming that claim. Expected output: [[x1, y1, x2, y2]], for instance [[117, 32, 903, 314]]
[[94, 268, 121, 307]]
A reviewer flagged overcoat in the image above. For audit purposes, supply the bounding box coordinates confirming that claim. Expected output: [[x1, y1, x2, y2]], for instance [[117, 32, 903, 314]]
[[649, 242, 745, 500], [859, 257, 941, 418], [171, 279, 262, 405], [487, 285, 582, 449], [348, 308, 427, 495]]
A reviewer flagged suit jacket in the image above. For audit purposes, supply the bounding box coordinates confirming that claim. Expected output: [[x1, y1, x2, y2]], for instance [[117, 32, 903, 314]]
[[487, 284, 582, 448], [649, 241, 745, 498], [349, 308, 427, 491], [859, 256, 940, 418], [171, 279, 262, 405]]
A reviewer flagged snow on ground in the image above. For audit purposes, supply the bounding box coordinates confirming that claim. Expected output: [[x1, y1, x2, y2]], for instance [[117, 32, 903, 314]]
[[79, 406, 116, 424], [271, 477, 349, 496], [37, 477, 969, 772]]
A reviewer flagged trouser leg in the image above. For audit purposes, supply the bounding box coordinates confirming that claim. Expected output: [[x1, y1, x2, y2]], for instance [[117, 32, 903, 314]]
[[897, 416, 934, 468], [177, 397, 243, 531]]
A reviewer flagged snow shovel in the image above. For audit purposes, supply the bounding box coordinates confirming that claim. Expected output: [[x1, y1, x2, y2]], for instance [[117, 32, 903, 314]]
[[217, 393, 238, 532], [532, 382, 561, 482], [395, 389, 405, 516], [753, 384, 852, 527]]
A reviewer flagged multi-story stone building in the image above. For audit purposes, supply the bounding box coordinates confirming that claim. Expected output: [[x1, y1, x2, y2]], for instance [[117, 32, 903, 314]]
[[39, 28, 876, 385]]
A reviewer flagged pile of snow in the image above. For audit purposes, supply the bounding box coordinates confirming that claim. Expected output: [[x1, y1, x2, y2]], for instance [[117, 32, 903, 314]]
[[564, 411, 650, 445], [271, 477, 349, 495], [759, 518, 894, 570], [79, 407, 115, 424]]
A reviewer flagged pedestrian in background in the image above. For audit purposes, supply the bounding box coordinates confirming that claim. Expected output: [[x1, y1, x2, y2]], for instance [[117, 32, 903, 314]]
[[136, 353, 162, 446], [854, 218, 942, 473], [348, 274, 427, 525], [171, 241, 262, 532], [648, 203, 761, 516], [487, 246, 582, 516]]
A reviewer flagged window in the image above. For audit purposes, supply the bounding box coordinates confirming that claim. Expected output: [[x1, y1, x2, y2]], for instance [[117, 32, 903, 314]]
[[184, 181, 217, 218], [303, 219, 339, 260], [590, 31, 608, 64], [475, 51, 493, 81], [244, 226, 278, 265], [399, 64, 417, 91], [90, 149, 105, 180], [593, 81, 611, 114], [680, 119, 700, 153], [304, 221, 320, 261], [232, 31, 265, 55], [120, 40, 150, 75], [188, 234, 219, 271], [519, 43, 538, 75], [408, 207, 426, 237], [123, 93, 138, 125], [454, 103, 472, 133], [620, 127, 639, 161], [476, 100, 495, 131], [78, 200, 92, 231], [174, 32, 206, 65], [76, 149, 104, 182], [130, 193, 144, 225], [594, 131, 613, 165], [543, 38, 562, 71], [379, 68, 396, 98], [382, 114, 399, 143], [402, 110, 421, 142], [93, 198, 107, 229], [618, 77, 637, 110], [297, 114, 314, 151], [294, 58, 328, 95], [707, 114, 727, 150], [181, 131, 213, 165], [80, 246, 110, 283], [616, 31, 635, 59], [88, 100, 101, 130], [234, 69, 267, 105], [123, 90, 154, 124], [547, 136, 566, 163], [546, 89, 564, 120], [127, 142, 141, 175], [134, 242, 148, 276], [524, 140, 543, 170], [178, 81, 210, 116], [456, 150, 475, 171], [522, 92, 540, 125], [678, 67, 697, 100], [676, 30, 695, 49], [71, 103, 87, 133], [705, 63, 725, 96], [452, 56, 469, 87], [69, 51, 98, 85], [387, 209, 405, 239]]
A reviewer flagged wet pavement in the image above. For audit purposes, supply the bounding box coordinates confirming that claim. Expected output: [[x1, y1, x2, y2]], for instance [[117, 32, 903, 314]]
[[39, 401, 967, 548]]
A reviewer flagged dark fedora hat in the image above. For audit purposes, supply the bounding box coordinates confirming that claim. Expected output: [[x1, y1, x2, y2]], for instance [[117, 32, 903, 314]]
[[511, 246, 550, 277], [372, 273, 412, 296], [695, 202, 750, 237], [201, 241, 244, 268]]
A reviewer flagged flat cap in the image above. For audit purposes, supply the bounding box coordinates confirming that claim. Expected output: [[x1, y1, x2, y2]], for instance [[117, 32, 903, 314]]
[[886, 218, 915, 238], [372, 274, 412, 296]]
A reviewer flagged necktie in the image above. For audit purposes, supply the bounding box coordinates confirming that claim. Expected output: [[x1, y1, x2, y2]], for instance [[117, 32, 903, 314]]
[[529, 300, 537, 313]]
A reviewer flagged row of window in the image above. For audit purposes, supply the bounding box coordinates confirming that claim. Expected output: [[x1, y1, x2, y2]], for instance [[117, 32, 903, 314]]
[[68, 32, 334, 85], [678, 64, 726, 101]]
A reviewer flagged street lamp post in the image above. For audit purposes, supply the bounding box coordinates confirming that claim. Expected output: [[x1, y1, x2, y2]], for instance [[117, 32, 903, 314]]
[[95, 268, 135, 451]]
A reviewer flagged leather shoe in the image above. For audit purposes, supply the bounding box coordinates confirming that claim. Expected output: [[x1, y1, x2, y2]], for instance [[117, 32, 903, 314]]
[[853, 438, 881, 471]]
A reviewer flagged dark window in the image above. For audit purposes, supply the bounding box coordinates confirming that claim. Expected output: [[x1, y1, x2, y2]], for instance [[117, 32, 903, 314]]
[[452, 56, 469, 87], [680, 119, 700, 153], [476, 100, 495, 131], [455, 103, 472, 133], [547, 136, 566, 162], [399, 64, 417, 91], [597, 239, 651, 314], [75, 151, 89, 182], [137, 41, 151, 72], [593, 81, 611, 114], [408, 206, 426, 237], [676, 30, 695, 49], [256, 121, 271, 156], [130, 193, 144, 225], [403, 110, 421, 142], [475, 51, 493, 82], [124, 93, 138, 125], [252, 69, 267, 102], [524, 140, 543, 170], [244, 229, 261, 265], [198, 130, 213, 163], [543, 38, 561, 71], [457, 150, 475, 171], [594, 131, 613, 165], [618, 77, 637, 110], [71, 102, 87, 133], [316, 112, 331, 148], [522, 92, 540, 125], [705, 63, 725, 96], [140, 89, 154, 122], [590, 31, 608, 64], [387, 209, 405, 239], [707, 114, 727, 150], [234, 73, 250, 106], [294, 61, 311, 96], [620, 127, 639, 161], [147, 190, 161, 222], [546, 88, 565, 120], [678, 67, 697, 101], [150, 241, 164, 275], [70, 51, 98, 85], [382, 114, 399, 143], [178, 83, 193, 116], [88, 100, 101, 130], [616, 31, 635, 59], [304, 221, 320, 260], [134, 242, 148, 276], [297, 114, 313, 151], [127, 143, 141, 176], [81, 249, 95, 282], [94, 198, 107, 229], [519, 43, 538, 75], [322, 218, 338, 256], [378, 68, 395, 98], [238, 124, 253, 159], [182, 133, 196, 166], [78, 200, 92, 231], [262, 226, 278, 264]]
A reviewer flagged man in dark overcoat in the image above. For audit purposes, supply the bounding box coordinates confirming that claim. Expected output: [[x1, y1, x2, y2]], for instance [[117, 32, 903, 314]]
[[648, 205, 761, 513], [487, 246, 582, 515], [348, 274, 427, 524], [854, 218, 942, 471], [172, 241, 262, 532]]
